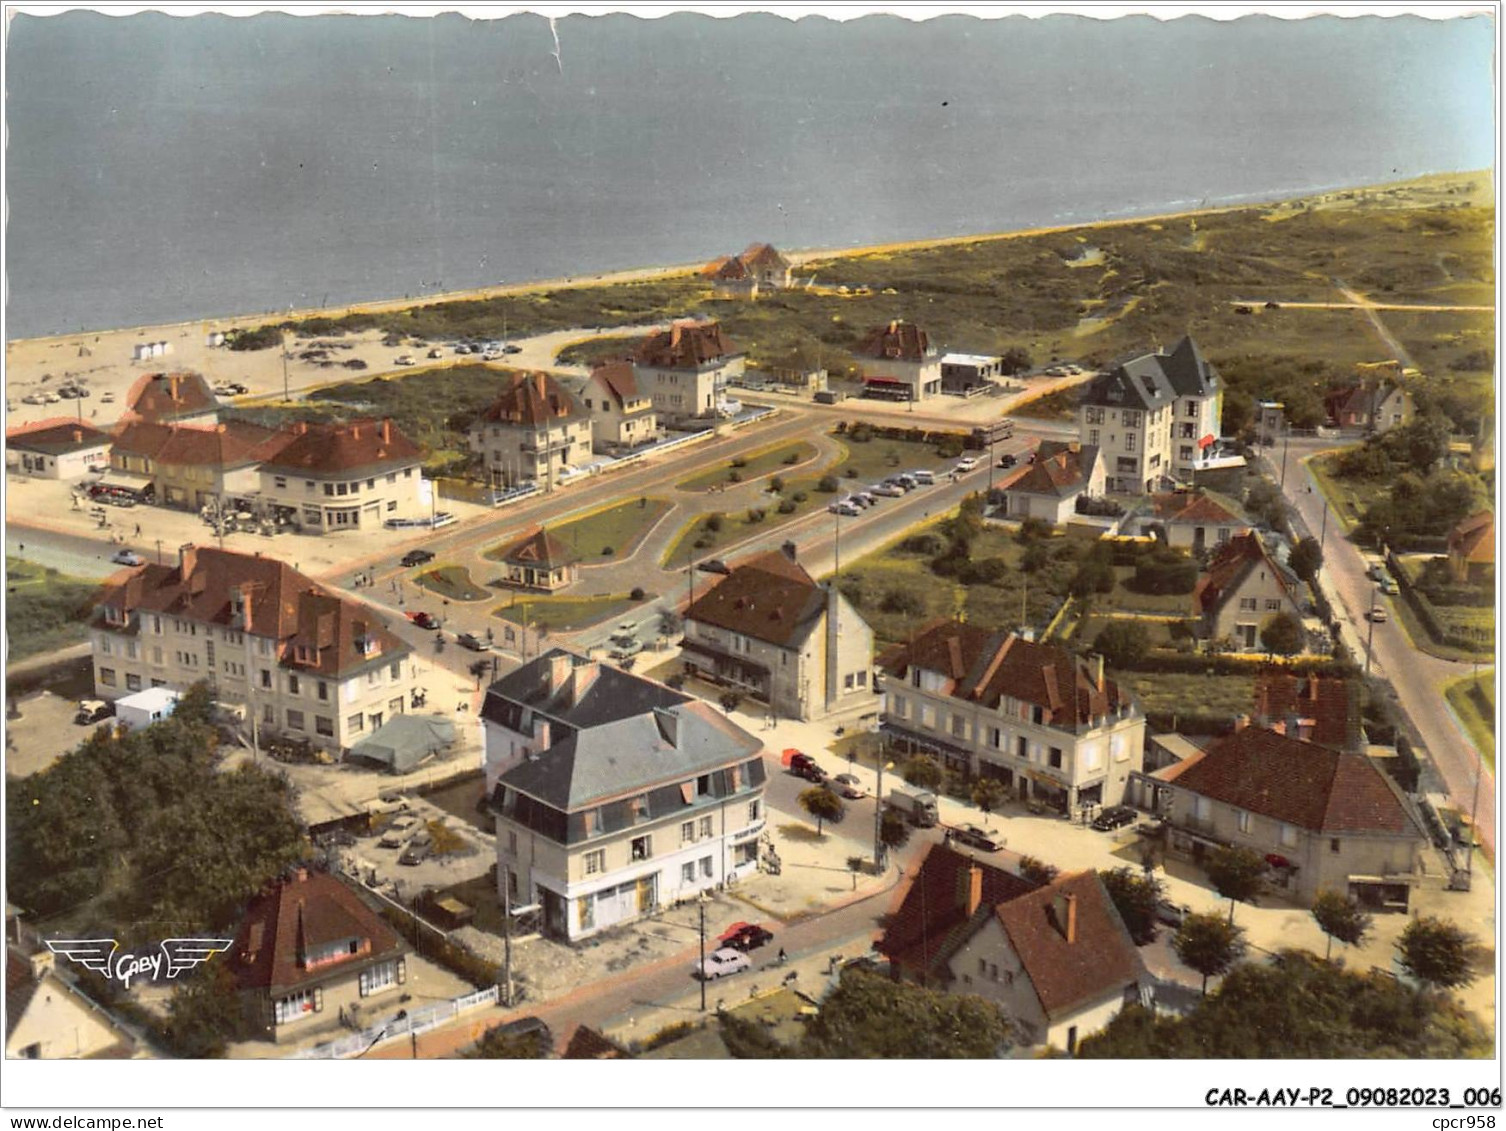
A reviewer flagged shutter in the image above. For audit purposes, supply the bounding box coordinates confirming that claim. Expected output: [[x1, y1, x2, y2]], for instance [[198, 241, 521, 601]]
[[679, 781, 694, 805], [313, 986, 324, 1014], [730, 764, 742, 791], [396, 957, 407, 985]]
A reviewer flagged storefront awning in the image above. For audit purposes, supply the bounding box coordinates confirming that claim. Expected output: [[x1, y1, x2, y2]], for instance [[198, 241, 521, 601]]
[[1198, 434, 1217, 449], [96, 470, 154, 492], [863, 377, 908, 386]]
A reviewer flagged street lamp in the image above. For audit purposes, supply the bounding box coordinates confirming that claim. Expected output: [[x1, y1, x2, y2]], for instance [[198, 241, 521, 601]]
[[873, 756, 894, 871], [698, 893, 709, 1013]]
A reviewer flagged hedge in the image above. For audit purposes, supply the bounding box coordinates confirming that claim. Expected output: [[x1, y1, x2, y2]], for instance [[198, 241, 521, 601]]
[[1117, 652, 1357, 678], [1388, 549, 1493, 652]]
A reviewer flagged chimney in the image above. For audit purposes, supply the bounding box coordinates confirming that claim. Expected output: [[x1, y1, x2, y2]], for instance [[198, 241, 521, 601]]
[[964, 863, 984, 916], [531, 717, 551, 749], [380, 419, 392, 443], [567, 662, 600, 705], [169, 373, 180, 400], [781, 540, 798, 563], [178, 543, 198, 578], [28, 950, 55, 979], [653, 706, 680, 748], [1093, 653, 1105, 693], [1050, 892, 1078, 943], [238, 582, 255, 629], [1233, 713, 1251, 733], [350, 423, 361, 439], [216, 422, 227, 433], [547, 651, 573, 694], [72, 427, 83, 443], [293, 866, 309, 883]]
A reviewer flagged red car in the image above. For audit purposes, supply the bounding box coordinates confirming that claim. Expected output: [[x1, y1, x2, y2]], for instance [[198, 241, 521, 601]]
[[406, 611, 441, 630], [718, 922, 774, 952]]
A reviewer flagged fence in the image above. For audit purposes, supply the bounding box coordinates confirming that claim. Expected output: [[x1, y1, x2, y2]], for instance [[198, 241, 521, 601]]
[[290, 985, 499, 1059]]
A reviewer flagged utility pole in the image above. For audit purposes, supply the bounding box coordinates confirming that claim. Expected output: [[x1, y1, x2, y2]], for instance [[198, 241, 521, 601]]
[[873, 753, 888, 871], [833, 511, 841, 577], [1279, 423, 1290, 490], [1319, 499, 1329, 551], [281, 331, 291, 403], [1364, 585, 1378, 676], [698, 897, 707, 1012], [1467, 657, 1483, 877]]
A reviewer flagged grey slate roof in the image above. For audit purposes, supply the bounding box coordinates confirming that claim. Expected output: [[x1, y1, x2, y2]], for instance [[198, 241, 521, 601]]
[[1159, 336, 1222, 398], [1085, 336, 1219, 410], [481, 649, 689, 735], [498, 701, 763, 810]]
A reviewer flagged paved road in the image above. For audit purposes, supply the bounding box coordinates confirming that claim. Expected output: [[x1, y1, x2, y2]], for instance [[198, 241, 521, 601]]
[[6, 525, 138, 580], [1277, 436, 1494, 859]]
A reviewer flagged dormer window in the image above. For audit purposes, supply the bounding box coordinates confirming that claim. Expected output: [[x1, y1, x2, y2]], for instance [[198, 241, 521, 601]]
[[355, 635, 379, 658], [293, 644, 315, 665], [103, 604, 127, 626]]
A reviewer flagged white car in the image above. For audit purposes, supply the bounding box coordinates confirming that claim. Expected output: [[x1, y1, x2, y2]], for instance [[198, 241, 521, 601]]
[[870, 483, 905, 498], [693, 947, 752, 980], [909, 469, 936, 485], [828, 502, 861, 517], [482, 349, 504, 361], [953, 457, 980, 473], [394, 355, 416, 366], [110, 549, 145, 567]]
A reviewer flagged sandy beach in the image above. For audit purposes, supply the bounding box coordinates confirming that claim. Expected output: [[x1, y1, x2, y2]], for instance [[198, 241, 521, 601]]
[[3, 169, 1485, 435]]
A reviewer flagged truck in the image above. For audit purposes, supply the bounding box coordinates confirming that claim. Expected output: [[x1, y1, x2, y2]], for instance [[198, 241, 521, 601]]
[[887, 783, 940, 827]]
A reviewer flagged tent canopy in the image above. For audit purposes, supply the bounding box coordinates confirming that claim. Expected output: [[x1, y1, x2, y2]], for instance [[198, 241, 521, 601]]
[[348, 714, 456, 773]]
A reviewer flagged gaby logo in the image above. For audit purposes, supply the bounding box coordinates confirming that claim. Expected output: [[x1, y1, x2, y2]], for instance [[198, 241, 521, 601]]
[[46, 937, 233, 989]]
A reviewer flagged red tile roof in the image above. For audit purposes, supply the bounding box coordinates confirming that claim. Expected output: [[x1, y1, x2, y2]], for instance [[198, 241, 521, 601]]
[[124, 371, 218, 423], [876, 843, 1037, 981], [112, 419, 292, 469], [588, 361, 649, 409], [1448, 511, 1494, 565], [230, 870, 407, 996], [856, 320, 932, 363], [1151, 490, 1249, 527], [880, 619, 1132, 730], [684, 550, 828, 648], [476, 371, 584, 428], [1253, 671, 1359, 750], [1000, 441, 1099, 498], [701, 255, 751, 281], [993, 871, 1146, 1019], [499, 527, 579, 570], [1192, 532, 1296, 616], [259, 418, 421, 477], [563, 1024, 630, 1059], [6, 420, 112, 455], [635, 320, 739, 369], [739, 243, 790, 274], [1173, 726, 1424, 835], [96, 546, 408, 678]]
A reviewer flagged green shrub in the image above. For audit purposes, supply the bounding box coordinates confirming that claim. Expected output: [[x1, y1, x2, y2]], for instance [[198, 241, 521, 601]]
[[1132, 549, 1198, 595], [770, 476, 786, 494], [731, 456, 748, 469], [705, 514, 725, 533], [728, 469, 743, 483], [782, 451, 801, 465], [844, 467, 860, 478], [746, 507, 767, 523], [630, 587, 646, 601], [881, 589, 925, 616], [818, 475, 840, 493], [777, 499, 797, 514], [791, 490, 808, 503]]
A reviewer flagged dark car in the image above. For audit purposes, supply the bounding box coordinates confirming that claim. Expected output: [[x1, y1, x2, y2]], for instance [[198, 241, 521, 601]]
[[456, 632, 488, 652], [788, 752, 826, 782], [696, 559, 732, 575], [502, 344, 522, 355], [949, 824, 1003, 852], [1155, 899, 1192, 928], [1092, 805, 1138, 832], [718, 922, 775, 952], [401, 549, 436, 568], [406, 611, 441, 630], [485, 1016, 553, 1056], [996, 453, 1017, 469]]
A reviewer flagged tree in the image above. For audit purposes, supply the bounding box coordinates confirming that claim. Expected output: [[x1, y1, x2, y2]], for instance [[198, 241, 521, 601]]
[[718, 692, 741, 713], [1397, 916, 1476, 991], [1311, 890, 1373, 960], [800, 969, 1013, 1058], [1093, 620, 1150, 670], [464, 1025, 547, 1059], [817, 474, 840, 493], [798, 786, 845, 835], [1390, 732, 1422, 794], [1205, 846, 1267, 922], [658, 607, 683, 637], [1260, 612, 1304, 655], [999, 346, 1032, 375], [901, 755, 943, 792], [879, 806, 911, 851], [970, 778, 1008, 827], [1019, 856, 1059, 886], [1245, 479, 1289, 533], [1173, 911, 1247, 994], [1099, 866, 1162, 946], [161, 962, 251, 1059], [1132, 548, 1199, 594], [1288, 536, 1323, 583]]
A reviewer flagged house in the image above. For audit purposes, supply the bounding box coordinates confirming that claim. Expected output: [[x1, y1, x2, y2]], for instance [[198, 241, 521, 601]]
[[5, 946, 135, 1059], [467, 371, 593, 490], [856, 320, 941, 402], [580, 362, 659, 453], [879, 619, 1144, 812], [1138, 725, 1429, 909], [1252, 670, 1362, 752], [1324, 376, 1415, 434], [699, 243, 792, 299], [109, 419, 293, 511], [876, 842, 1037, 985], [122, 371, 219, 426], [633, 320, 746, 423], [738, 243, 793, 288], [681, 545, 874, 722], [947, 870, 1150, 1053], [91, 544, 418, 752], [994, 441, 1104, 524], [562, 1024, 631, 1059], [1145, 489, 1252, 553], [939, 353, 1006, 395], [1144, 732, 1208, 773], [1446, 511, 1494, 583], [257, 418, 428, 534], [1192, 532, 1305, 649], [495, 527, 580, 592], [486, 652, 766, 940], [229, 868, 409, 1043], [1080, 336, 1223, 491], [113, 686, 180, 730], [6, 420, 112, 479]]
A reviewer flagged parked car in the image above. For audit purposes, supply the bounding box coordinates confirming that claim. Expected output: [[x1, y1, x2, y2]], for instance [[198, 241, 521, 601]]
[[949, 824, 1003, 852], [997, 453, 1018, 469], [843, 494, 872, 509], [852, 491, 878, 507], [57, 386, 79, 399], [869, 482, 905, 498], [953, 457, 980, 473], [401, 549, 436, 567], [485, 1016, 553, 1055], [693, 947, 752, 980], [831, 773, 864, 800], [718, 922, 774, 952], [225, 383, 250, 395], [1092, 805, 1138, 832], [394, 355, 416, 366], [482, 349, 504, 361], [696, 559, 731, 575], [909, 469, 936, 485], [1366, 606, 1389, 623], [427, 348, 444, 359], [1378, 576, 1399, 596], [110, 549, 145, 566], [406, 611, 441, 630], [378, 820, 415, 849], [21, 393, 45, 406], [788, 751, 826, 782], [502, 344, 522, 355], [454, 344, 474, 355], [398, 841, 432, 866], [456, 632, 488, 652], [893, 473, 919, 489], [75, 699, 113, 726], [1155, 899, 1192, 928], [828, 502, 861, 517]]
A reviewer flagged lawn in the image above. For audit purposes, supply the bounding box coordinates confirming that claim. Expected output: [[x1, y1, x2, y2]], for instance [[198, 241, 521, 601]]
[[1308, 451, 1385, 531], [1011, 386, 1080, 421], [1444, 671, 1496, 773], [1072, 615, 1189, 652], [509, 497, 673, 565], [414, 565, 490, 602], [676, 441, 818, 491], [1388, 555, 1495, 662], [1096, 566, 1199, 615], [492, 592, 649, 633], [1118, 671, 1255, 720], [4, 557, 101, 661], [556, 335, 641, 367]]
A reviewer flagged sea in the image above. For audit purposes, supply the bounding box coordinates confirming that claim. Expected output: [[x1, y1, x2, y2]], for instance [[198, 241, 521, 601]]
[[3, 8, 1495, 340]]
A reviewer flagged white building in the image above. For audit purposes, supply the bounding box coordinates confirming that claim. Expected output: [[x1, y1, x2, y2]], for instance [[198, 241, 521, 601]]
[[466, 371, 593, 489], [633, 320, 746, 423], [6, 421, 112, 479], [856, 320, 941, 401], [114, 686, 179, 731], [256, 418, 429, 534]]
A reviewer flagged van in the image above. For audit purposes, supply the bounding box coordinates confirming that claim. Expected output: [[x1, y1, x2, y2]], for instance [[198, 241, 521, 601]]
[[814, 390, 844, 405], [888, 783, 940, 827], [910, 469, 936, 485]]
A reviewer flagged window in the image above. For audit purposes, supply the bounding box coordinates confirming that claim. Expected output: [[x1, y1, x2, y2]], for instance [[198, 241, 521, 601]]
[[1186, 402, 1199, 417], [1085, 407, 1104, 425], [585, 850, 605, 875], [289, 675, 300, 695], [682, 862, 696, 884], [1032, 705, 1044, 725], [1217, 528, 1230, 543], [1089, 429, 1099, 446], [1280, 823, 1298, 848], [699, 816, 713, 839], [699, 856, 714, 879], [260, 669, 272, 689], [1265, 599, 1282, 611], [919, 705, 935, 729], [315, 716, 334, 737], [274, 989, 319, 1024], [99, 637, 113, 656], [1125, 432, 1137, 453], [681, 820, 695, 844], [630, 836, 652, 861], [1179, 446, 1193, 461], [1239, 597, 1258, 611], [125, 673, 142, 691], [152, 647, 163, 665], [910, 668, 921, 688], [324, 483, 334, 496], [367, 479, 375, 490], [697, 774, 711, 796], [748, 800, 760, 823], [274, 476, 287, 489], [1017, 736, 1028, 760], [1048, 747, 1063, 769], [950, 714, 967, 739], [287, 709, 305, 731], [1237, 809, 1251, 833], [386, 501, 397, 512], [263, 704, 275, 725], [1330, 838, 1341, 854], [348, 713, 364, 733], [359, 961, 398, 996], [990, 727, 1002, 749], [99, 668, 116, 687], [318, 681, 329, 701], [892, 694, 908, 719]]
